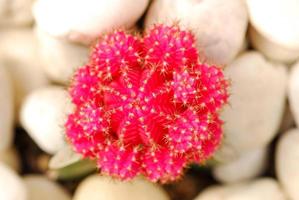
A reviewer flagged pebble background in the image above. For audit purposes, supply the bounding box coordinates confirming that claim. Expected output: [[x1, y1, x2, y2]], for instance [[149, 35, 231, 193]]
[[0, 0, 299, 200]]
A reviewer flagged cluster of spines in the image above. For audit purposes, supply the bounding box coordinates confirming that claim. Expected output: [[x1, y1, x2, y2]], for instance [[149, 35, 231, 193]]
[[66, 24, 229, 183]]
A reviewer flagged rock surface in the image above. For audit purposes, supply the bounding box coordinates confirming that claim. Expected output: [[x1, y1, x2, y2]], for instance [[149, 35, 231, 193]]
[[278, 102, 295, 133], [24, 175, 71, 200], [74, 175, 170, 200], [145, 0, 248, 65], [0, 163, 27, 200], [20, 86, 72, 154], [0, 147, 20, 172], [288, 61, 299, 127], [0, 28, 49, 116], [0, 0, 34, 26], [36, 28, 89, 84], [276, 129, 299, 200], [195, 178, 286, 200], [219, 52, 287, 159], [247, 0, 299, 63], [33, 0, 149, 44], [0, 65, 14, 150], [213, 147, 268, 183]]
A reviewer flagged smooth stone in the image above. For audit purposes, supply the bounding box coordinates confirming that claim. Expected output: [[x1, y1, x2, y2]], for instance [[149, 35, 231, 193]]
[[24, 175, 71, 200], [0, 147, 21, 172], [288, 61, 299, 127], [194, 184, 244, 200], [195, 178, 286, 200], [247, 0, 299, 63], [0, 65, 14, 150], [33, 0, 149, 45], [145, 0, 248, 65], [20, 86, 73, 154], [219, 51, 287, 158], [36, 28, 89, 84], [0, 0, 34, 26], [276, 129, 299, 200], [226, 178, 286, 200], [278, 102, 295, 133], [0, 0, 4, 16], [74, 175, 169, 200], [213, 147, 268, 183], [249, 27, 299, 64], [0, 163, 27, 200], [0, 28, 49, 117]]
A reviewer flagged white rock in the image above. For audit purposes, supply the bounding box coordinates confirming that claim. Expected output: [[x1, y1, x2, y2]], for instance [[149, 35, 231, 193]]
[[145, 0, 248, 65], [0, 0, 6, 19], [33, 0, 149, 44], [0, 147, 20, 172], [247, 0, 299, 63], [0, 163, 27, 200], [24, 175, 71, 200], [219, 51, 287, 158], [0, 65, 14, 150], [195, 178, 286, 200], [0, 28, 49, 117], [74, 175, 169, 200], [0, 0, 34, 26], [213, 147, 268, 183], [288, 61, 299, 127], [36, 28, 89, 84], [227, 178, 286, 200], [278, 102, 295, 133], [194, 184, 244, 200], [276, 129, 299, 200], [20, 86, 73, 154]]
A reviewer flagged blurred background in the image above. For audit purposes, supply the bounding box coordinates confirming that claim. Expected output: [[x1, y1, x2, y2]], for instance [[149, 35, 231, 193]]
[[0, 0, 299, 200]]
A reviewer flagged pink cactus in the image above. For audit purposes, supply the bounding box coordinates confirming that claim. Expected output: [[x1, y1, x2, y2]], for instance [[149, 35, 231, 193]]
[[66, 24, 229, 183]]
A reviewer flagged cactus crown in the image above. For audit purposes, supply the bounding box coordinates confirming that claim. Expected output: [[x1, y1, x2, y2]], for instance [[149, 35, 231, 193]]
[[66, 24, 229, 183]]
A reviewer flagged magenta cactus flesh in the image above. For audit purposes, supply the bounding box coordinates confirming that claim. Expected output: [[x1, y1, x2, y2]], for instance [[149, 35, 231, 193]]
[[66, 24, 229, 183]]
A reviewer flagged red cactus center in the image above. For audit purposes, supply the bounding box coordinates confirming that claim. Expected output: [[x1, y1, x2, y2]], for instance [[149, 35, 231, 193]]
[[104, 68, 176, 146]]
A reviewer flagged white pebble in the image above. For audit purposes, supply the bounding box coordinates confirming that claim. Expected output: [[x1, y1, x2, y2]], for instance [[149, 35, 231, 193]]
[[288, 60, 299, 127], [33, 0, 149, 44], [219, 51, 287, 159], [145, 0, 248, 65], [24, 175, 71, 200], [0, 28, 49, 118], [213, 147, 268, 183], [194, 184, 243, 200], [276, 129, 299, 200], [195, 178, 286, 200], [247, 0, 299, 63], [0, 0, 4, 17], [36, 28, 89, 84], [20, 86, 73, 154], [0, 147, 21, 172], [74, 175, 169, 200], [278, 102, 295, 133], [0, 163, 27, 200], [0, 0, 34, 26], [0, 65, 14, 150]]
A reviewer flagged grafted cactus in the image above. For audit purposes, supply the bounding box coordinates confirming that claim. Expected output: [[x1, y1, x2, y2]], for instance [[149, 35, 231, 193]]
[[66, 24, 229, 183]]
